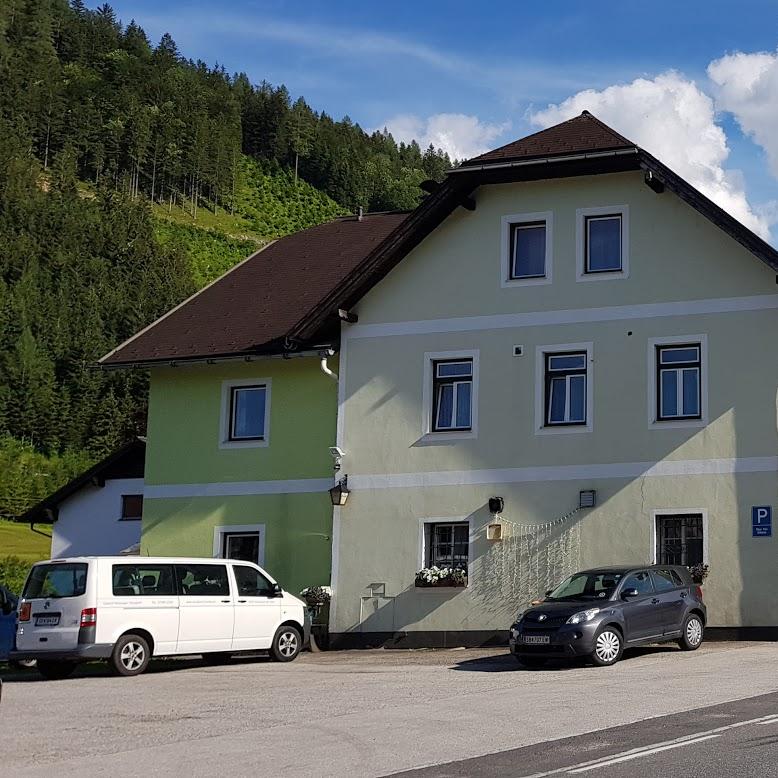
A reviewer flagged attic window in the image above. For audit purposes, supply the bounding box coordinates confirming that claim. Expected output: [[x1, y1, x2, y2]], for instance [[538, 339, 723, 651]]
[[501, 211, 553, 287], [121, 494, 143, 521], [576, 206, 629, 281]]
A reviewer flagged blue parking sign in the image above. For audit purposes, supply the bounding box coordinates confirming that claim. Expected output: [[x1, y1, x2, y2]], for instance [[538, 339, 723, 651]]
[[752, 506, 772, 537]]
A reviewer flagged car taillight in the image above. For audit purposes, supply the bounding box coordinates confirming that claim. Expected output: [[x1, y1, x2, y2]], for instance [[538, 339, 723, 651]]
[[80, 607, 97, 627], [694, 585, 703, 601], [19, 602, 31, 622]]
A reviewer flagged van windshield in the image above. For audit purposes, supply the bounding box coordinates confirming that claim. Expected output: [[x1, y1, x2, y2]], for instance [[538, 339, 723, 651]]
[[23, 563, 88, 599]]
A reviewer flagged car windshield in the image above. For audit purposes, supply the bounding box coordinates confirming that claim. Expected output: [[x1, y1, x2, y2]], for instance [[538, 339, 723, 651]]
[[23, 563, 88, 599], [545, 570, 627, 602]]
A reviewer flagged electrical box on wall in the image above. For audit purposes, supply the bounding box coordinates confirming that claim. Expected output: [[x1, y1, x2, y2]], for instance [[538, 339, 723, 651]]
[[487, 522, 506, 541], [513, 345, 524, 357]]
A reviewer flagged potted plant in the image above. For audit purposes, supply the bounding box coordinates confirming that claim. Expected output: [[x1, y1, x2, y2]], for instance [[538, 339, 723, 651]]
[[299, 586, 332, 650], [688, 563, 709, 584], [414, 566, 467, 588]]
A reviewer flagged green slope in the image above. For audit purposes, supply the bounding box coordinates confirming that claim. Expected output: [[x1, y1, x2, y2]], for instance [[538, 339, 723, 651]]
[[0, 520, 51, 562]]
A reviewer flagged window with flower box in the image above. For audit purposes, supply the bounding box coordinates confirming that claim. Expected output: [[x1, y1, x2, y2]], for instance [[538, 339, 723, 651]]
[[416, 521, 469, 588]]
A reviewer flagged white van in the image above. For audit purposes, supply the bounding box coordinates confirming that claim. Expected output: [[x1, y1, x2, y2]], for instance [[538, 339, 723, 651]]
[[11, 557, 310, 679]]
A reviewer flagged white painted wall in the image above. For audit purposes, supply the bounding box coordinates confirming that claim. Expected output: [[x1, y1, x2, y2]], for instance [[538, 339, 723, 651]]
[[50, 478, 143, 558]]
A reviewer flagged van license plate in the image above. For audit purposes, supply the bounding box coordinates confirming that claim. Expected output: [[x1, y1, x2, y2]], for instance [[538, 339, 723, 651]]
[[523, 635, 550, 645], [35, 615, 60, 626]]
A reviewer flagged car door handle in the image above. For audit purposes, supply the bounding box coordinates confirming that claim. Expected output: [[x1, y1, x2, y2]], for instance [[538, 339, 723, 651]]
[[220, 599, 231, 604], [680, 591, 687, 598], [651, 598, 660, 604], [238, 599, 247, 603]]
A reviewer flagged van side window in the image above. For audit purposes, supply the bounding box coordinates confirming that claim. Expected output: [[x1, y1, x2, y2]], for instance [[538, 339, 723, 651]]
[[233, 565, 274, 597], [112, 565, 175, 596], [175, 564, 230, 596]]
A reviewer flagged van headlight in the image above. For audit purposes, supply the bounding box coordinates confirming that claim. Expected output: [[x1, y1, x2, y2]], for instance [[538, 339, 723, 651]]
[[566, 608, 600, 624]]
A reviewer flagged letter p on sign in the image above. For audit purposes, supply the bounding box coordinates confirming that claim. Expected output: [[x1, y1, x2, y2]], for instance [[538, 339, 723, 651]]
[[752, 506, 772, 537]]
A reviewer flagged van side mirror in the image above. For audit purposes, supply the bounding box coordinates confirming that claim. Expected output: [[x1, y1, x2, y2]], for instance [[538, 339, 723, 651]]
[[272, 583, 282, 598], [622, 587, 640, 599]]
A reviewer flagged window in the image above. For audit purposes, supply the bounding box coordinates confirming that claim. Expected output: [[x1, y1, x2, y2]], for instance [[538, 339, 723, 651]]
[[175, 564, 230, 596], [656, 344, 701, 421], [230, 385, 267, 440], [220, 378, 271, 448], [23, 563, 87, 599], [425, 522, 469, 569], [545, 352, 587, 426], [501, 211, 552, 287], [223, 532, 260, 564], [656, 515, 704, 567], [576, 206, 629, 280], [120, 494, 143, 521], [622, 570, 654, 597], [511, 222, 546, 279], [650, 568, 683, 593], [112, 565, 175, 596], [233, 565, 275, 597], [432, 359, 473, 432], [585, 215, 622, 272]]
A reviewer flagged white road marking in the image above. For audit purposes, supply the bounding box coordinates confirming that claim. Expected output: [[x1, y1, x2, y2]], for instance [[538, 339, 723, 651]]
[[520, 713, 778, 777], [567, 734, 721, 772]]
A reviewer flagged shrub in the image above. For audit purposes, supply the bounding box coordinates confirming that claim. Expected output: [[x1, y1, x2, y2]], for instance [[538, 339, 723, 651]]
[[0, 556, 31, 596]]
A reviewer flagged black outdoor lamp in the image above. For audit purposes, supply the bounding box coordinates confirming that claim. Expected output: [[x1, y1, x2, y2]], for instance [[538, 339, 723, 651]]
[[329, 475, 350, 507], [488, 496, 504, 515]]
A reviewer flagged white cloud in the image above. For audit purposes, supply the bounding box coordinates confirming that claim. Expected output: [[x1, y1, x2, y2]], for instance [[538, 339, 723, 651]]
[[708, 50, 778, 178], [377, 113, 510, 162], [530, 72, 772, 239]]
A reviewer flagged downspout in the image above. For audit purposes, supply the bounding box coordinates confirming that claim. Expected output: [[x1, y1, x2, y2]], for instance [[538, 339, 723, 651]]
[[320, 353, 338, 381]]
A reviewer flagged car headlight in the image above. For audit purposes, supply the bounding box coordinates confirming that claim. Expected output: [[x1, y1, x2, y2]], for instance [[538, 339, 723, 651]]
[[566, 607, 600, 624]]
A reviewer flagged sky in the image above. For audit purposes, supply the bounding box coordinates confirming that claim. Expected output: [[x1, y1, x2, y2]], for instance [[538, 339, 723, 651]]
[[96, 0, 778, 241]]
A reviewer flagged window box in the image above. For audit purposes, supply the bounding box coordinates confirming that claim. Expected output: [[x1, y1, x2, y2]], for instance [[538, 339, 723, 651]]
[[415, 567, 468, 588]]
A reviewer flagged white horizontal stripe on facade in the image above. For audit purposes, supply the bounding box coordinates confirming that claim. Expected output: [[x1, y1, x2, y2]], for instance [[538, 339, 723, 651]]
[[345, 294, 778, 340], [144, 478, 333, 499], [348, 456, 778, 490]]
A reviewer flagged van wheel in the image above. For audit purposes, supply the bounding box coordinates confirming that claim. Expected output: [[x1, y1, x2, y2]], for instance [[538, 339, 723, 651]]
[[270, 625, 302, 662], [111, 634, 151, 677], [37, 660, 76, 680]]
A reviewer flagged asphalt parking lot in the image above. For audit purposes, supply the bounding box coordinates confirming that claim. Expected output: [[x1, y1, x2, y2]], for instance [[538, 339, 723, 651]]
[[2, 642, 778, 777]]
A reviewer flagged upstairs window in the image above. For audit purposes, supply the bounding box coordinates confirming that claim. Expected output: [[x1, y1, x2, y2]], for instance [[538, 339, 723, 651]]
[[510, 222, 547, 279], [120, 494, 143, 521], [585, 214, 622, 273], [656, 344, 701, 421], [230, 385, 267, 440], [432, 360, 473, 432], [545, 352, 588, 426]]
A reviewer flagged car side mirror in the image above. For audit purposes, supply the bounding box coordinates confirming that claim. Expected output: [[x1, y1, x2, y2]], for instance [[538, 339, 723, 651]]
[[544, 589, 553, 597], [622, 587, 640, 599], [272, 583, 282, 598]]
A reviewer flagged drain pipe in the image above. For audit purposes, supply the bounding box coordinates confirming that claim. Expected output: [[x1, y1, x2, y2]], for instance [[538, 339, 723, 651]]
[[320, 350, 338, 381]]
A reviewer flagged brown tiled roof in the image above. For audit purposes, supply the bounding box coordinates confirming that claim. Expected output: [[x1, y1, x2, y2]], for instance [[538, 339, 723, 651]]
[[100, 213, 408, 366], [461, 111, 636, 167]]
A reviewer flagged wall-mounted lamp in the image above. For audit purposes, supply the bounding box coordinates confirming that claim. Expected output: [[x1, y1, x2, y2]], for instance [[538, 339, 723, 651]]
[[488, 496, 504, 516], [329, 475, 350, 506], [579, 490, 596, 509]]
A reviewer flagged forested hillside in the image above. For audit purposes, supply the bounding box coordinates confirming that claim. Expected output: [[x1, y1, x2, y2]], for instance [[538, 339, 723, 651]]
[[0, 0, 452, 518]]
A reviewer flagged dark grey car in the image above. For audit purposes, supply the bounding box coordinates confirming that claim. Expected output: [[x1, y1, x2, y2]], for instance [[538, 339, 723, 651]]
[[509, 565, 706, 667]]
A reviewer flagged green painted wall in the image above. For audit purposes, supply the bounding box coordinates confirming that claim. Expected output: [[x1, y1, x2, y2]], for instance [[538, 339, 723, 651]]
[[142, 356, 337, 592]]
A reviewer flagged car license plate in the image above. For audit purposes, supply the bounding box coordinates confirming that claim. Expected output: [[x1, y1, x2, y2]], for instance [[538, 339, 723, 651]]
[[523, 635, 550, 645], [35, 615, 60, 627]]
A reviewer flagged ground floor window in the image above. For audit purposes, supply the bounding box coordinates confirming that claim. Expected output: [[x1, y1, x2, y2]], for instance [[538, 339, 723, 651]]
[[213, 524, 265, 566], [656, 514, 704, 566], [425, 522, 469, 569]]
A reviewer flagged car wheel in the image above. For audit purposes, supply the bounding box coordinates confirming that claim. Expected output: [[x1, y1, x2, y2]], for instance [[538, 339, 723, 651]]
[[515, 655, 547, 669], [111, 634, 151, 677], [270, 625, 302, 662], [591, 627, 623, 667], [37, 660, 77, 680], [678, 614, 704, 651]]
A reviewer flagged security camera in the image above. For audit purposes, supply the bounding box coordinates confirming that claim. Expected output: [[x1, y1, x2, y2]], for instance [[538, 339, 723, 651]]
[[329, 447, 345, 459]]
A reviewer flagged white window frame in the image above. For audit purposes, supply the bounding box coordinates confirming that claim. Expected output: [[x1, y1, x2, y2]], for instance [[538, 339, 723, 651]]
[[422, 350, 479, 441], [647, 335, 708, 429], [417, 516, 473, 587], [651, 509, 709, 566], [576, 205, 629, 281], [534, 342, 593, 435], [219, 377, 272, 449], [213, 523, 266, 566], [500, 211, 553, 288]]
